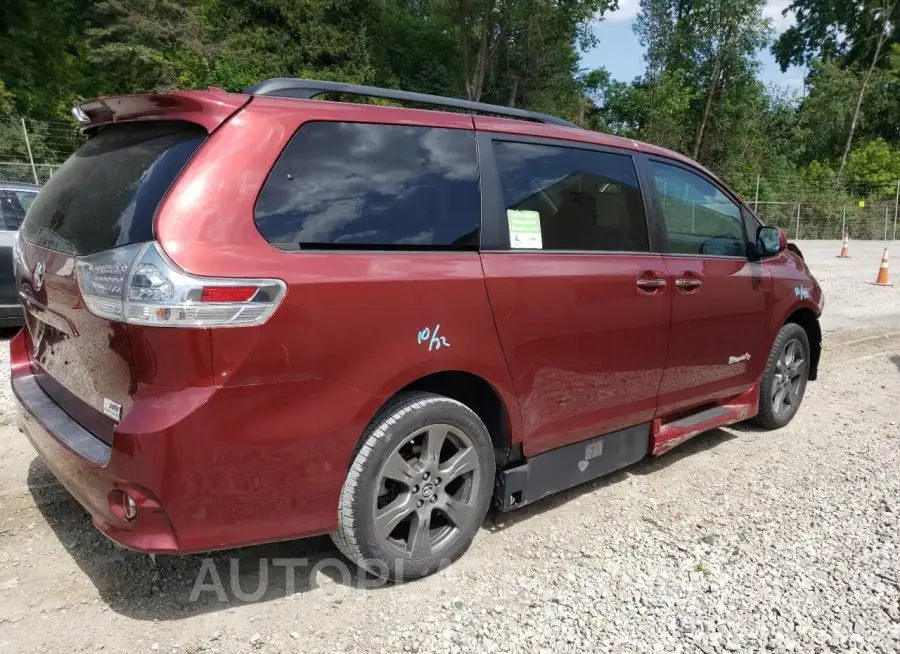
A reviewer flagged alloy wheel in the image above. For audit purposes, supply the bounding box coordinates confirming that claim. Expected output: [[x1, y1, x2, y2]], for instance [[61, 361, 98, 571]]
[[772, 337, 805, 415], [372, 423, 481, 560]]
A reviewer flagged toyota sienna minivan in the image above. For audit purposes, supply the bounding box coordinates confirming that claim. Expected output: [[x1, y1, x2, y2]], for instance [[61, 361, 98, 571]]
[[11, 79, 824, 580]]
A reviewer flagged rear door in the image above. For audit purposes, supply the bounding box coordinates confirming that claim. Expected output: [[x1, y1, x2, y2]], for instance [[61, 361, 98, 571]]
[[643, 158, 771, 416], [478, 132, 671, 456], [17, 121, 208, 442]]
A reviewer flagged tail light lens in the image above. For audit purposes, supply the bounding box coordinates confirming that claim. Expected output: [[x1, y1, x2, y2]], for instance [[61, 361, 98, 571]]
[[76, 242, 286, 328]]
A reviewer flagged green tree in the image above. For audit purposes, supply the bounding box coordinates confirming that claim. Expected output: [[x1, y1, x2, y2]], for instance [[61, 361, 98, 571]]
[[371, 1, 460, 96], [82, 0, 208, 94], [202, 0, 388, 91], [630, 0, 771, 164], [774, 0, 898, 174], [856, 43, 900, 148], [598, 70, 695, 152], [0, 0, 86, 119], [436, 0, 613, 108], [794, 61, 863, 164], [845, 138, 900, 195]]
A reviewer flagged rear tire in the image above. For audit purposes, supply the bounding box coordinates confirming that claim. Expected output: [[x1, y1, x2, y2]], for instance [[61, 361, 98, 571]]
[[754, 323, 810, 430], [331, 392, 495, 581]]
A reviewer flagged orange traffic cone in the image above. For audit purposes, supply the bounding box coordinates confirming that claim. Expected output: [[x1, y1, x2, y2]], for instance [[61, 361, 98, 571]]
[[837, 232, 850, 258], [872, 248, 892, 286]]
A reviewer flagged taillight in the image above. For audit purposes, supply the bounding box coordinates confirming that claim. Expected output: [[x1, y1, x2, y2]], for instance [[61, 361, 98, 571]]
[[75, 242, 286, 328]]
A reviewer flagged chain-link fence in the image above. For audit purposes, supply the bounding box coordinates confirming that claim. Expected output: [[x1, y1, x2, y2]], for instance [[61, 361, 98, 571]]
[[0, 162, 60, 185], [755, 200, 899, 241], [0, 118, 83, 185]]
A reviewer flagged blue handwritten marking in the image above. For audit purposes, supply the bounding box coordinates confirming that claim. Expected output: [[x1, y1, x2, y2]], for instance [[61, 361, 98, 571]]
[[417, 324, 450, 351], [794, 285, 811, 300]]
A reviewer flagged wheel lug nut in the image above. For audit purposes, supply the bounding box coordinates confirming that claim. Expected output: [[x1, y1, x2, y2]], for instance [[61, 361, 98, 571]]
[[423, 472, 430, 480], [417, 500, 424, 508], [413, 485, 419, 493], [435, 478, 442, 485], [430, 496, 438, 503]]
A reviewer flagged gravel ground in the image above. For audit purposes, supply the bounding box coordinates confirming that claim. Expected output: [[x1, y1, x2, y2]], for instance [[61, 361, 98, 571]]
[[0, 239, 898, 653], [793, 239, 900, 337]]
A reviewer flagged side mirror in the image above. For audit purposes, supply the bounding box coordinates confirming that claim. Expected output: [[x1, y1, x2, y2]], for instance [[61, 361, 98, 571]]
[[757, 226, 786, 257]]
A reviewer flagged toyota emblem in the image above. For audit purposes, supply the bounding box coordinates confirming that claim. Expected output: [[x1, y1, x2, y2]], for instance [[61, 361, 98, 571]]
[[32, 261, 45, 291]]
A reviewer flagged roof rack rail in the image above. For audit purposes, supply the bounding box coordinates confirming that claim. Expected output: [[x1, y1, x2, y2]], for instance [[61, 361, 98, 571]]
[[244, 78, 578, 128]]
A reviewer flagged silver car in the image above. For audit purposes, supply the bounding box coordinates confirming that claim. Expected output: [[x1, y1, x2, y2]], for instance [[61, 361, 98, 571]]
[[0, 182, 40, 327]]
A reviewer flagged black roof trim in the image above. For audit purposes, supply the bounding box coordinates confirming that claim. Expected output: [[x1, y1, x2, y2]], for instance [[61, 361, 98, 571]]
[[245, 78, 578, 128]]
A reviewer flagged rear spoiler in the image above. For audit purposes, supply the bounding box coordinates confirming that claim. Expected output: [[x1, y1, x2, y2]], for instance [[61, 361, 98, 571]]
[[72, 90, 250, 134]]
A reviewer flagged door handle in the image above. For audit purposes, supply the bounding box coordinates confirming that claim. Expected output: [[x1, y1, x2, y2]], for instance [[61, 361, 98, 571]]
[[675, 278, 703, 290], [636, 278, 667, 292]]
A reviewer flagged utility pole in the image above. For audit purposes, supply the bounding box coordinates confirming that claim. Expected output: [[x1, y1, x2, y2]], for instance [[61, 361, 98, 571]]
[[21, 118, 39, 185], [795, 203, 801, 239], [893, 180, 899, 241], [753, 174, 760, 212]]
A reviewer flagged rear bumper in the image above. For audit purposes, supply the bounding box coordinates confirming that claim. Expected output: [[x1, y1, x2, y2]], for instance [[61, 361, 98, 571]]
[[10, 329, 381, 554], [13, 371, 180, 552], [14, 373, 111, 465]]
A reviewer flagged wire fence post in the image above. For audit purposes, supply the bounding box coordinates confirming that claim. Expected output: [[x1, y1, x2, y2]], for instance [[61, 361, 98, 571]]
[[894, 179, 899, 241], [753, 173, 760, 212], [841, 205, 846, 238], [886, 207, 890, 242], [20, 118, 39, 185], [795, 202, 801, 239]]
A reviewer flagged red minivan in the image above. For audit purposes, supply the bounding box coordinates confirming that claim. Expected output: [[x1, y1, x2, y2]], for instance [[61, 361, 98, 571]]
[[11, 80, 824, 580]]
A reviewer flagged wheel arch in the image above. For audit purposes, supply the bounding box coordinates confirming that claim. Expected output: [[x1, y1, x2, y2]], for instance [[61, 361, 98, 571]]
[[369, 370, 522, 468], [785, 307, 821, 380]]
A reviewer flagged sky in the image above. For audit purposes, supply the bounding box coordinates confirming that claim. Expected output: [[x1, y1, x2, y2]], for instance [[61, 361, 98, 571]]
[[581, 0, 806, 93]]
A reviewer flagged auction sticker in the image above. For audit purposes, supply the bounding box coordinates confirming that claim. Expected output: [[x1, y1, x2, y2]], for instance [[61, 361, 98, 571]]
[[507, 209, 543, 249]]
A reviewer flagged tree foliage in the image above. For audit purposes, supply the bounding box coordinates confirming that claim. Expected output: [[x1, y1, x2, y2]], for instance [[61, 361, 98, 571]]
[[774, 0, 898, 173], [2, 0, 900, 237], [845, 138, 900, 195], [0, 0, 613, 121]]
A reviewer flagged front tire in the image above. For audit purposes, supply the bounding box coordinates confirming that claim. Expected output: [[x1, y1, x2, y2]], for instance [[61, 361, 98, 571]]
[[331, 392, 495, 581], [754, 323, 810, 430]]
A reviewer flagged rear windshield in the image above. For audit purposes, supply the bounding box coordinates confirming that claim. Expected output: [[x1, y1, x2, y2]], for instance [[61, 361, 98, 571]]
[[22, 121, 206, 255]]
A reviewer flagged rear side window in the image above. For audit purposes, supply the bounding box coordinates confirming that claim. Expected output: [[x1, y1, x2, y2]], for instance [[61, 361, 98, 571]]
[[22, 121, 206, 255], [254, 122, 480, 250], [493, 141, 648, 252]]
